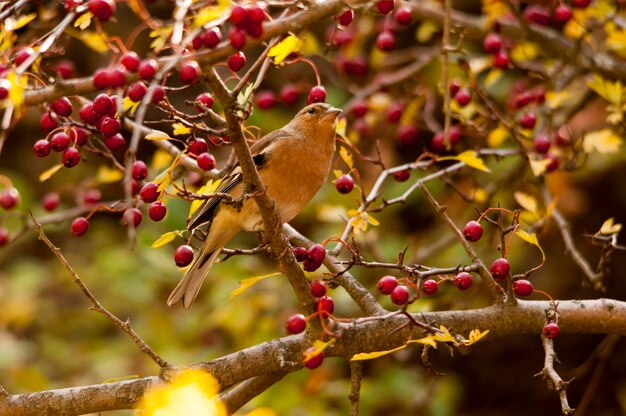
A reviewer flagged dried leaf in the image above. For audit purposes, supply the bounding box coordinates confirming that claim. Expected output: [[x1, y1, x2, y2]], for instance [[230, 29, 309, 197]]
[[461, 329, 490, 346], [145, 130, 172, 141], [598, 217, 622, 235], [351, 344, 408, 361]]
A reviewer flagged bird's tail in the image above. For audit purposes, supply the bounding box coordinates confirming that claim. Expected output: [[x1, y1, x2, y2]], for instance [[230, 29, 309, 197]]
[[167, 248, 223, 309]]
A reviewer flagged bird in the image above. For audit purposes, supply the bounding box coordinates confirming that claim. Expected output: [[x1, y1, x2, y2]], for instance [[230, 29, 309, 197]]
[[167, 103, 342, 309]]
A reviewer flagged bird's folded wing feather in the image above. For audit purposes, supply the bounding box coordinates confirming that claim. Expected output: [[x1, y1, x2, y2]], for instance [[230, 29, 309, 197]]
[[187, 128, 293, 230]]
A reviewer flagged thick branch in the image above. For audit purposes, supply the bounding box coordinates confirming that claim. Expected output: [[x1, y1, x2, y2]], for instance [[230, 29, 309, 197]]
[[2, 299, 625, 415]]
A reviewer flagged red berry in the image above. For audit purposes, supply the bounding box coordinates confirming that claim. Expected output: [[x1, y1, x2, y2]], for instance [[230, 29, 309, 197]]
[[0, 79, 10, 100], [303, 347, 324, 369], [493, 51, 510, 69], [256, 91, 278, 109], [70, 127, 90, 146], [245, 22, 263, 39], [148, 201, 167, 222], [523, 5, 551, 26], [490, 258, 510, 280], [308, 244, 326, 264], [179, 61, 201, 84], [78, 104, 98, 124], [71, 217, 90, 236], [197, 152, 216, 171], [132, 160, 148, 180], [55, 60, 75, 79], [554, 4, 572, 24], [376, 0, 394, 14], [229, 28, 246, 49], [543, 323, 560, 339], [422, 279, 438, 295], [449, 126, 462, 144], [280, 84, 299, 105], [293, 246, 308, 262], [391, 285, 410, 305], [376, 31, 395, 51], [453, 272, 473, 290], [0, 188, 19, 210], [377, 276, 398, 294], [534, 134, 551, 154], [99, 116, 121, 137], [463, 220, 483, 242], [192, 34, 204, 50], [65, 0, 83, 11], [51, 97, 73, 117], [42, 192, 60, 211], [92, 68, 110, 89], [395, 7, 412, 25], [188, 138, 208, 156], [514, 91, 533, 109], [544, 153, 559, 172], [89, 0, 116, 21], [123, 208, 142, 228], [50, 132, 71, 152], [62, 147, 80, 167], [174, 245, 194, 267], [286, 314, 307, 334], [83, 189, 102, 204], [14, 47, 34, 67], [194, 93, 214, 111], [483, 32, 503, 54], [0, 228, 8, 246], [519, 112, 536, 129], [202, 27, 222, 48], [120, 51, 140, 72], [128, 82, 147, 102], [397, 125, 419, 146], [107, 66, 126, 88], [34, 139, 51, 157], [337, 9, 354, 27], [336, 174, 354, 194], [93, 93, 114, 116], [303, 256, 322, 272], [386, 102, 403, 122], [449, 79, 462, 97], [149, 86, 165, 104], [248, 5, 265, 22], [138, 59, 158, 80], [431, 132, 446, 153], [104, 133, 126, 151], [393, 169, 410, 182], [140, 182, 160, 203], [513, 279, 533, 296], [455, 89, 471, 107], [230, 5, 249, 27], [317, 295, 334, 314], [310, 279, 327, 297], [40, 113, 59, 133], [227, 52, 246, 72], [307, 86, 326, 104], [572, 0, 591, 8]]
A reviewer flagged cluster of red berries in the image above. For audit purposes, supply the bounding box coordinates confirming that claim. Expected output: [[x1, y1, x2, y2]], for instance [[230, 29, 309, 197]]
[[293, 243, 326, 272], [482, 32, 510, 69], [522, 2, 590, 28], [0, 187, 20, 245], [254, 84, 305, 110], [449, 78, 472, 108]]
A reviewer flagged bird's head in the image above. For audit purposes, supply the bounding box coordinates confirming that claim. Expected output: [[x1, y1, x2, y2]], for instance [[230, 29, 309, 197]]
[[289, 103, 342, 137]]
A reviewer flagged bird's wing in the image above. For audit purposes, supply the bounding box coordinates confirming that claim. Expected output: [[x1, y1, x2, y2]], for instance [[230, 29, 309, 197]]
[[187, 128, 292, 230]]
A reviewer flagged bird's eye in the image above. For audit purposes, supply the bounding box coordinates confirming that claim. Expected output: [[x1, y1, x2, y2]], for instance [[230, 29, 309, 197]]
[[308, 107, 316, 114]]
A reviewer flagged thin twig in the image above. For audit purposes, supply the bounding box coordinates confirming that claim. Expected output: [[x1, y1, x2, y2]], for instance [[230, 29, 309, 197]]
[[539, 335, 575, 415], [349, 361, 363, 416], [29, 212, 168, 368]]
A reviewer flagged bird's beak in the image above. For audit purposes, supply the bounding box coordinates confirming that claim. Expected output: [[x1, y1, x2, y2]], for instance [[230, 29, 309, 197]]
[[324, 107, 342, 121]]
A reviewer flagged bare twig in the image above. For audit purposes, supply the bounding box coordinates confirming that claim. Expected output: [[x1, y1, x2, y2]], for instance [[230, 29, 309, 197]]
[[539, 335, 575, 415], [349, 361, 363, 416], [221, 371, 287, 414]]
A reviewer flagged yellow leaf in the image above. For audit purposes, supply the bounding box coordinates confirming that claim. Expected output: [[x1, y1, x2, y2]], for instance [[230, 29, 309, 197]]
[[189, 179, 221, 218], [515, 230, 545, 260], [438, 150, 491, 173], [123, 96, 140, 115], [39, 164, 63, 182], [482, 0, 511, 26], [193, 0, 229, 28], [333, 170, 343, 179], [335, 118, 347, 139], [399, 96, 424, 126], [137, 369, 226, 416], [268, 35, 303, 64], [153, 168, 171, 194], [6, 13, 37, 31], [510, 41, 539, 62], [65, 28, 108, 54], [606, 29, 626, 58], [145, 130, 172, 141], [339, 147, 353, 170], [151, 150, 174, 171], [407, 335, 438, 349], [468, 56, 491, 76], [245, 408, 277, 416], [304, 338, 336, 363], [229, 272, 281, 299], [487, 124, 509, 147], [416, 20, 439, 43], [348, 210, 378, 235], [150, 27, 173, 51], [300, 31, 321, 56], [6, 71, 26, 109], [431, 325, 457, 346], [583, 129, 622, 154], [564, 18, 586, 39], [96, 165, 123, 183], [172, 123, 191, 136], [151, 230, 183, 248], [462, 329, 490, 346], [587, 75, 623, 105], [484, 68, 503, 89], [73, 12, 92, 30], [351, 344, 408, 361], [529, 158, 551, 177], [598, 217, 622, 235], [513, 191, 538, 215], [545, 90, 572, 110]]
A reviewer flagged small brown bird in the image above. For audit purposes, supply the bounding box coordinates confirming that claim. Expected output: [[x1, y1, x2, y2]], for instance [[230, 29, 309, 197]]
[[168, 103, 342, 308]]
